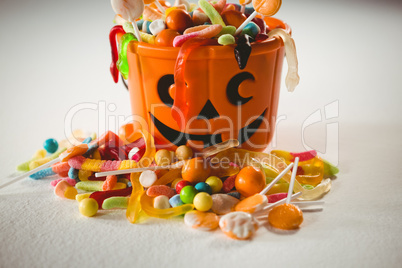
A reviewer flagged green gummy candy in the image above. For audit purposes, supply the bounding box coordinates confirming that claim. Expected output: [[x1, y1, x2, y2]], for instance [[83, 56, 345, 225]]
[[323, 159, 339, 177], [76, 181, 103, 192], [216, 25, 236, 37], [122, 22, 134, 34], [198, 0, 226, 27], [218, 34, 235, 45], [102, 197, 129, 209], [302, 184, 314, 190], [117, 33, 137, 79]]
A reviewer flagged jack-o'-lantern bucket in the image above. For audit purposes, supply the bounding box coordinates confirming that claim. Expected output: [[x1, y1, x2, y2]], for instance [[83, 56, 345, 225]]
[[123, 17, 291, 152]]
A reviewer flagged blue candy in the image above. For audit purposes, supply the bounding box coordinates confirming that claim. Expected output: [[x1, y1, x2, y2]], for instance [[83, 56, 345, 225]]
[[169, 194, 184, 207], [241, 22, 260, 39], [195, 182, 212, 195], [29, 167, 55, 180], [70, 136, 93, 180], [142, 20, 152, 34], [137, 19, 144, 31], [43, 138, 58, 154]]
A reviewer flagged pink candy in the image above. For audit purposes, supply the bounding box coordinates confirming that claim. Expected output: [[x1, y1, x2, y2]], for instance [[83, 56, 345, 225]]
[[173, 24, 223, 47], [51, 178, 76, 187], [147, 185, 176, 198], [267, 193, 288, 203]]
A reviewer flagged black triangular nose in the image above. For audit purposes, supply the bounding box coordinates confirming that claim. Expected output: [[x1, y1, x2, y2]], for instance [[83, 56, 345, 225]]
[[197, 100, 220, 120]]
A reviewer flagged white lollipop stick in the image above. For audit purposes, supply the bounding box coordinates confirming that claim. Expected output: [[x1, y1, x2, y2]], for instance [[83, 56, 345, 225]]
[[131, 19, 142, 42], [154, 0, 165, 13], [94, 161, 185, 177], [286, 157, 299, 204], [0, 158, 60, 190], [240, 4, 246, 13], [235, 11, 257, 35], [257, 191, 302, 214], [259, 162, 294, 195]]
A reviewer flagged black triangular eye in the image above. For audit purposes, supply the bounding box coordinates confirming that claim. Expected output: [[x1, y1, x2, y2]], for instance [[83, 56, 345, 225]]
[[157, 74, 175, 107], [227, 72, 254, 105], [197, 100, 220, 120]]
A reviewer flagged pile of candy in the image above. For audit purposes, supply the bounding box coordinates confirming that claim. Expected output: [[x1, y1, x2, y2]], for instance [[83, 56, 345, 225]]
[[109, 0, 300, 94], [13, 129, 339, 240]]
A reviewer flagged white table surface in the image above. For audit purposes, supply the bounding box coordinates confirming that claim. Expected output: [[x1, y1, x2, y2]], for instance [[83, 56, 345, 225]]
[[1, 0, 402, 267]]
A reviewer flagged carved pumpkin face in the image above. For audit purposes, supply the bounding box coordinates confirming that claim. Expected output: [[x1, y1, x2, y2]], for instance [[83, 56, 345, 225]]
[[126, 18, 289, 152]]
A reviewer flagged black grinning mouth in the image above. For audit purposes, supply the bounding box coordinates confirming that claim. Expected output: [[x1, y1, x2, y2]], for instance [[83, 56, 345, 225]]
[[150, 109, 267, 148]]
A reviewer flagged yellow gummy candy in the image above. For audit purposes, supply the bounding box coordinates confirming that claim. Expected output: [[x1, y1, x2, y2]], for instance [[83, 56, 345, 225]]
[[81, 159, 104, 172]]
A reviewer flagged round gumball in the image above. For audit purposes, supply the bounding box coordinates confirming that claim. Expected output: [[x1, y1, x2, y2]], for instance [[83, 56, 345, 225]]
[[79, 198, 98, 217], [155, 149, 174, 166], [235, 166, 266, 197], [155, 29, 181, 47], [175, 145, 193, 160], [180, 185, 198, 204], [165, 9, 193, 33], [195, 182, 212, 195], [268, 203, 303, 230], [181, 157, 211, 184], [43, 138, 58, 154], [205, 176, 223, 193], [175, 180, 192, 194], [193, 192, 213, 211]]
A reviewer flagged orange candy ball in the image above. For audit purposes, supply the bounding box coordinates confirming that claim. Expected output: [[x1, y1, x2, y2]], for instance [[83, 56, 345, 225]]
[[235, 166, 266, 197], [268, 203, 304, 230], [221, 10, 247, 28], [165, 9, 193, 33], [155, 29, 181, 47], [181, 157, 211, 184]]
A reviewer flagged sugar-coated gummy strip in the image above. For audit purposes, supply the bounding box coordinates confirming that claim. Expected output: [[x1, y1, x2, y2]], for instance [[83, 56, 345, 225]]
[[198, 0, 226, 26], [102, 197, 129, 209], [90, 187, 132, 208], [29, 167, 55, 180], [173, 24, 222, 47], [17, 149, 47, 172]]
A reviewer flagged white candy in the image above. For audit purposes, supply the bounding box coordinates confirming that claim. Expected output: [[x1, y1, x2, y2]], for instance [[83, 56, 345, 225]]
[[149, 19, 166, 36], [139, 170, 158, 188], [153, 195, 170, 209], [128, 147, 140, 160]]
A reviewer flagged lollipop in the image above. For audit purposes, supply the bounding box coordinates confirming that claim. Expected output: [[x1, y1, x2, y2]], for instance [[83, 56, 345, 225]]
[[235, 0, 281, 35], [111, 0, 144, 42]]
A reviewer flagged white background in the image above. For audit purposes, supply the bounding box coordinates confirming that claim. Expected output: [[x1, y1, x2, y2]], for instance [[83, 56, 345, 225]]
[[1, 0, 402, 267]]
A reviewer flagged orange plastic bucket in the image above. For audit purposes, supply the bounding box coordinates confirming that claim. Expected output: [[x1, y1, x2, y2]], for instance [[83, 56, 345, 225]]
[[125, 17, 290, 152]]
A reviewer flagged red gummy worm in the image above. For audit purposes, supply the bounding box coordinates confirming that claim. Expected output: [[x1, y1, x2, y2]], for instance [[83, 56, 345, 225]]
[[109, 25, 126, 83], [90, 187, 133, 208]]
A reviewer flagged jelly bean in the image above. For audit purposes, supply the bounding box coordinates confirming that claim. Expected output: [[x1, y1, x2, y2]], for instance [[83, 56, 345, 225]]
[[54, 180, 77, 200], [169, 194, 184, 207], [234, 34, 252, 70], [252, 0, 281, 16], [154, 149, 175, 166], [17, 149, 47, 172], [193, 192, 213, 211], [166, 9, 193, 33], [211, 194, 239, 215], [191, 9, 209, 26], [90, 187, 132, 208], [195, 182, 212, 195], [140, 191, 194, 219], [149, 19, 166, 36], [139, 170, 158, 187], [205, 176, 223, 193], [227, 192, 241, 199], [181, 157, 211, 184], [142, 20, 152, 34], [218, 34, 235, 45], [175, 180, 192, 194], [219, 211, 259, 240], [180, 185, 198, 204], [154, 195, 171, 209], [222, 174, 236, 193], [117, 33, 136, 79], [147, 185, 176, 198], [79, 198, 98, 217], [102, 196, 129, 209], [235, 166, 266, 197], [268, 203, 303, 230], [267, 192, 287, 203], [234, 193, 267, 213], [198, 0, 225, 26], [103, 175, 118, 191], [221, 10, 247, 28], [143, 6, 164, 21], [43, 138, 58, 154], [50, 178, 76, 187], [75, 193, 92, 202], [155, 29, 181, 47], [241, 22, 260, 38], [184, 211, 219, 231], [175, 145, 193, 160]]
